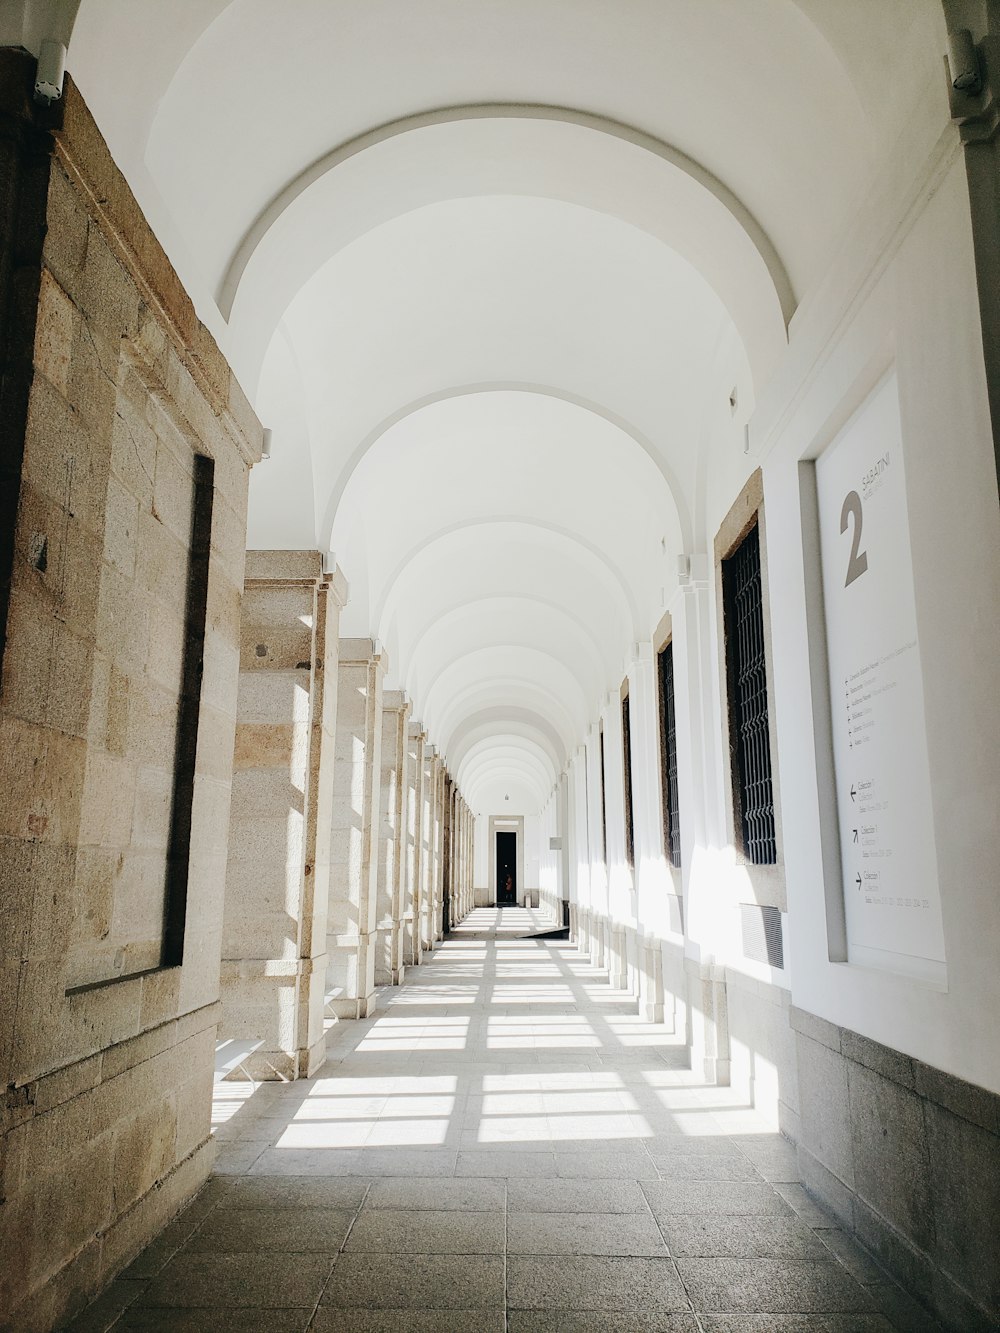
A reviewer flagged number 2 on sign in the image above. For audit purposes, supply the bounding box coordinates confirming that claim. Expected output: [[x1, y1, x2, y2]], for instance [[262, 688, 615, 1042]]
[[840, 490, 868, 587]]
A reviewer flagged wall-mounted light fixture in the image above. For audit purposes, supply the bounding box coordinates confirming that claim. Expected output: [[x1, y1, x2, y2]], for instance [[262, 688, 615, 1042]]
[[948, 29, 982, 96], [34, 40, 66, 105]]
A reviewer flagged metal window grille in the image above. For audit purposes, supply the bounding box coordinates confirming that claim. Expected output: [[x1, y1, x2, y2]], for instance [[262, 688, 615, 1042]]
[[622, 691, 635, 869], [599, 725, 608, 862], [657, 642, 682, 868], [722, 522, 777, 865]]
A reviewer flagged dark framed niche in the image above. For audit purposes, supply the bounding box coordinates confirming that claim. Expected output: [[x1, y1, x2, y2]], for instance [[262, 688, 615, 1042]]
[[621, 685, 635, 871], [713, 469, 784, 891], [656, 638, 682, 870]]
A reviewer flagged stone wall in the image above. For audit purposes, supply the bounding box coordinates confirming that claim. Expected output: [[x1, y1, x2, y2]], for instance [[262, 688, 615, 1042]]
[[793, 1006, 1000, 1332], [0, 57, 261, 1331]]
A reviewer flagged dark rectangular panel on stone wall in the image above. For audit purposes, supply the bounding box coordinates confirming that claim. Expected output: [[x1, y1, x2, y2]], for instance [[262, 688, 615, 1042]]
[[163, 453, 215, 965], [0, 53, 58, 687]]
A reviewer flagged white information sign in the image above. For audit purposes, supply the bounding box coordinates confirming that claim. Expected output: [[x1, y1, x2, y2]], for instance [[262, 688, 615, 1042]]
[[816, 374, 945, 983]]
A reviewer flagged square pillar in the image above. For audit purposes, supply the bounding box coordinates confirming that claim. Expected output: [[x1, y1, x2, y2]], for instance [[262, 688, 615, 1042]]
[[221, 553, 347, 1079], [375, 690, 411, 985], [326, 638, 387, 1019], [420, 746, 436, 952], [404, 724, 425, 966]]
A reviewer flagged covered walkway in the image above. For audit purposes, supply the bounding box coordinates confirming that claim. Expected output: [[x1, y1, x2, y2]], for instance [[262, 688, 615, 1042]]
[[70, 911, 932, 1331]]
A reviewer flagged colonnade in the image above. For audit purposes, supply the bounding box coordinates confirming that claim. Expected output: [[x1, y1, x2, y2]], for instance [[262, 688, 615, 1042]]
[[220, 551, 475, 1080]]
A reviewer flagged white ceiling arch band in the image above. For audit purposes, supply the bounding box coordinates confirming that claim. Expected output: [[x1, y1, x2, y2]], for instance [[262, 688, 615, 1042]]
[[374, 517, 642, 645], [428, 673, 583, 760], [401, 596, 612, 707], [448, 711, 568, 776], [321, 381, 692, 555], [218, 102, 795, 333], [458, 738, 559, 787]]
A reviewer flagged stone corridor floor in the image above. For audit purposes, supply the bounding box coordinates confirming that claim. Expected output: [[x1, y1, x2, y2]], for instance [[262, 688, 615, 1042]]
[[67, 907, 941, 1332]]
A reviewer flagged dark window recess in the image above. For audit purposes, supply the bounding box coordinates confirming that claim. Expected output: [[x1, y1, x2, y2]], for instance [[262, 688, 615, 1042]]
[[722, 522, 777, 865], [740, 903, 784, 969], [657, 642, 681, 868], [622, 691, 635, 869], [599, 724, 608, 862], [162, 454, 215, 966]]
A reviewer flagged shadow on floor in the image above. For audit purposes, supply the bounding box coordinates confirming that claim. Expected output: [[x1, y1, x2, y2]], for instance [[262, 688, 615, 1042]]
[[66, 908, 941, 1332]]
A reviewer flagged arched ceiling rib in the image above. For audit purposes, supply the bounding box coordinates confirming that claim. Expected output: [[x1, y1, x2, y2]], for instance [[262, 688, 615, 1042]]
[[60, 0, 949, 814], [219, 106, 793, 371]]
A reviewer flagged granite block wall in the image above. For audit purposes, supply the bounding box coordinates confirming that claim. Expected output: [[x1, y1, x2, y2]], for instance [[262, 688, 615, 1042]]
[[0, 56, 261, 1330], [793, 1006, 1000, 1331]]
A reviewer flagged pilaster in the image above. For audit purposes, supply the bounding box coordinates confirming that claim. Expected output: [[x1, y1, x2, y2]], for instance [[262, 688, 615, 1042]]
[[375, 690, 411, 985], [326, 637, 387, 1019], [404, 723, 426, 966], [221, 553, 348, 1078], [420, 745, 437, 952]]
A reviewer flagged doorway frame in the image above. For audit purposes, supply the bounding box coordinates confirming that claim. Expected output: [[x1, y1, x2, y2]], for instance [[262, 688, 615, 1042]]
[[489, 815, 524, 906]]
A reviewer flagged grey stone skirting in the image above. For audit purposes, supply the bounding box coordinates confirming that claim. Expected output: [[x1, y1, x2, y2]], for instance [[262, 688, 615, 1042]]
[[791, 1005, 1000, 1332]]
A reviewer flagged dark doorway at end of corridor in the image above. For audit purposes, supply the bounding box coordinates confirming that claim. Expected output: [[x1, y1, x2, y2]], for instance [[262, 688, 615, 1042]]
[[496, 830, 517, 905]]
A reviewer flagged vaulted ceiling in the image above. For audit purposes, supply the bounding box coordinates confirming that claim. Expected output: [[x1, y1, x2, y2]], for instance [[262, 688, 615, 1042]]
[[60, 0, 946, 813]]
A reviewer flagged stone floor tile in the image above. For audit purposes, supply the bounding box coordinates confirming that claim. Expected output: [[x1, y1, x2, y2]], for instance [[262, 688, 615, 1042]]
[[654, 1156, 764, 1182], [508, 1211, 668, 1256], [350, 1149, 459, 1176], [699, 1318, 896, 1332], [507, 1315, 700, 1332], [815, 1227, 887, 1284], [346, 1207, 505, 1253], [773, 1183, 836, 1225], [310, 1312, 508, 1333], [456, 1149, 559, 1176], [142, 1252, 333, 1308], [220, 1175, 370, 1210], [867, 1281, 945, 1333], [186, 1206, 355, 1253], [659, 1216, 830, 1259], [63, 1279, 147, 1331], [506, 1255, 689, 1311], [645, 1137, 744, 1157], [118, 1220, 203, 1279], [365, 1175, 504, 1211], [211, 1142, 268, 1175], [642, 1181, 794, 1216], [175, 1177, 237, 1220], [553, 1151, 658, 1179], [677, 1258, 877, 1313], [506, 1179, 648, 1213], [320, 1253, 505, 1309], [114, 1310, 312, 1331]]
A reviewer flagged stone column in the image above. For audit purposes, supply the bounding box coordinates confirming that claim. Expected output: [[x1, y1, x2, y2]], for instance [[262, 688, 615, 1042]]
[[221, 553, 347, 1078], [674, 559, 730, 1083], [628, 643, 666, 1023], [442, 772, 454, 934], [375, 690, 410, 985], [420, 745, 437, 952], [464, 794, 474, 922], [430, 753, 445, 942], [326, 638, 386, 1019], [404, 723, 425, 966]]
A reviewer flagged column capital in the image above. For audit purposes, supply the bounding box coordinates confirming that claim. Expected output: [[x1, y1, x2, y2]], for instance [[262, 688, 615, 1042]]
[[339, 637, 390, 674], [244, 549, 324, 585], [383, 689, 411, 716]]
